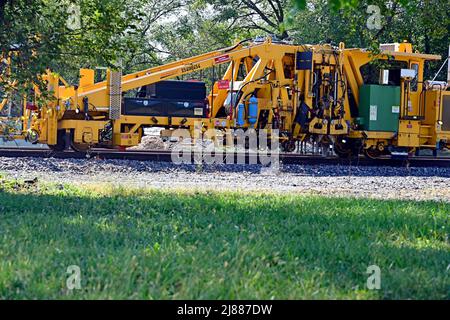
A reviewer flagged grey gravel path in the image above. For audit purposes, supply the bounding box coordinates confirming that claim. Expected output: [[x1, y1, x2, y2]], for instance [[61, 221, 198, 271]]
[[1, 157, 449, 202]]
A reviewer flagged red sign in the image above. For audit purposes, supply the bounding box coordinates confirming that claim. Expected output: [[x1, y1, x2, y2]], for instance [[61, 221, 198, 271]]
[[214, 54, 231, 64], [217, 80, 230, 90]]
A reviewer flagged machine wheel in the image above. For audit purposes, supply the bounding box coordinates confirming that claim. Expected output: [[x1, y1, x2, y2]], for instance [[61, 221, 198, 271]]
[[334, 139, 352, 158], [334, 138, 360, 159], [281, 140, 296, 153], [71, 142, 91, 152], [70, 130, 91, 152], [363, 147, 381, 159], [48, 130, 67, 152]]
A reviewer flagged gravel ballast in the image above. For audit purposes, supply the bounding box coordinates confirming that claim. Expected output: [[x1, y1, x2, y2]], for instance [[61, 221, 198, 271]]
[[1, 156, 449, 202]]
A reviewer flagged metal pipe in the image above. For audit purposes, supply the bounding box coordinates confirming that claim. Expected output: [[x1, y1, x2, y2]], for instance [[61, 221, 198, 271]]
[[447, 45, 450, 85], [431, 45, 449, 82]]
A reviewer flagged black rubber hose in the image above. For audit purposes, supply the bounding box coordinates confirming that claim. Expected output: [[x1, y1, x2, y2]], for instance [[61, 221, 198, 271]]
[[223, 39, 252, 53]]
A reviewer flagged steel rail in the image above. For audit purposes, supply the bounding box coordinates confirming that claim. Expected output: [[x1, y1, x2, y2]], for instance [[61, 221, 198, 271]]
[[0, 148, 449, 168]]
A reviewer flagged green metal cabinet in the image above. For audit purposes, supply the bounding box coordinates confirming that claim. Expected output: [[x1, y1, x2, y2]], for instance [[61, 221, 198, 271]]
[[357, 85, 401, 132]]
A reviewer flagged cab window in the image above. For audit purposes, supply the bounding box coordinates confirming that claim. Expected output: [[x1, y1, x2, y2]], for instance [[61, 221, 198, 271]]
[[410, 63, 419, 92]]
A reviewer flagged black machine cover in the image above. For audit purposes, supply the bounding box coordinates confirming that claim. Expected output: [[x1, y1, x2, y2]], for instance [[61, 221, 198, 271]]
[[124, 80, 208, 118]]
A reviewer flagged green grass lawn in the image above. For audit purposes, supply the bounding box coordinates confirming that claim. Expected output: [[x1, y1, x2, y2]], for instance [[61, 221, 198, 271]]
[[0, 178, 448, 299]]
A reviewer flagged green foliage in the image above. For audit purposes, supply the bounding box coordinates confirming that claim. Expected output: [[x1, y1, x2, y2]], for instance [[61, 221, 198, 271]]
[[0, 180, 448, 299], [165, 0, 448, 79], [289, 0, 449, 79], [0, 0, 142, 94], [201, 0, 293, 39], [0, 0, 448, 99]]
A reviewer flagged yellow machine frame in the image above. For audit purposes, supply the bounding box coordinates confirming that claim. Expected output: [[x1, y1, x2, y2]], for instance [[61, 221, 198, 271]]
[[1, 37, 449, 156]]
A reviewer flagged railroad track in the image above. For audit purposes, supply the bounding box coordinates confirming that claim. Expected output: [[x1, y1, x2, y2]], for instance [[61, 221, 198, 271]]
[[0, 147, 449, 167]]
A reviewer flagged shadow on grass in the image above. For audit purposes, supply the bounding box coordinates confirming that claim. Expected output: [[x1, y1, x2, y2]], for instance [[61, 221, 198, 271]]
[[0, 188, 448, 299]]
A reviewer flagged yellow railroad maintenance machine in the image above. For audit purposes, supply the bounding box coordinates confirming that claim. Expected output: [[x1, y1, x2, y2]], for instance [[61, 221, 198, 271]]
[[1, 37, 449, 158]]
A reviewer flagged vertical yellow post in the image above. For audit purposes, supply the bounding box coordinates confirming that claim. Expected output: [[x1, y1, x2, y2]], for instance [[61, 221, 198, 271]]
[[46, 70, 59, 145], [22, 94, 28, 131]]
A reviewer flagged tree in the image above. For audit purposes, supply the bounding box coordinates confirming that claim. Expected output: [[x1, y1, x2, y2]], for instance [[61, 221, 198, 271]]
[[1, 0, 448, 98], [289, 0, 449, 79], [0, 0, 142, 96], [201, 0, 293, 39], [141, 0, 449, 79], [120, 0, 189, 73]]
